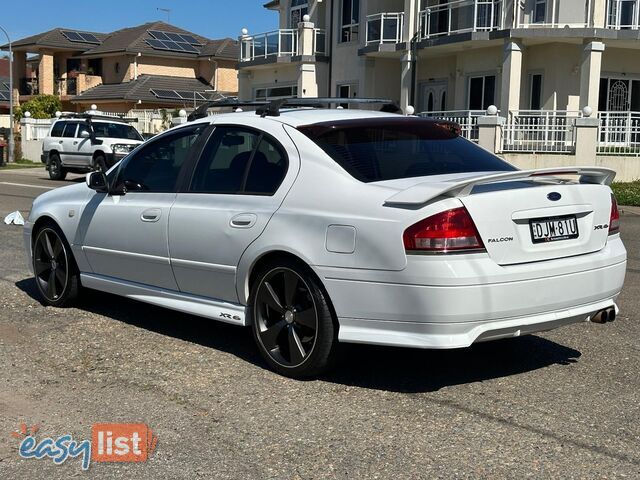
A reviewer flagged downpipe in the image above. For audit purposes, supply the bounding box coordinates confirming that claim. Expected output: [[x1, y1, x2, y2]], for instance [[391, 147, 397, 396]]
[[591, 307, 616, 324]]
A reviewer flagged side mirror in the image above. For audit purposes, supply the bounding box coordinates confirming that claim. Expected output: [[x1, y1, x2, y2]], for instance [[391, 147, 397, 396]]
[[86, 171, 109, 193], [80, 130, 91, 139]]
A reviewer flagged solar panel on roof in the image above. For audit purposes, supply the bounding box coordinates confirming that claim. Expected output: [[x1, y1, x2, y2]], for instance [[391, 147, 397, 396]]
[[176, 42, 199, 53], [146, 39, 168, 50], [150, 89, 181, 99], [179, 34, 200, 45], [175, 91, 206, 100], [79, 32, 100, 43], [61, 30, 100, 44], [148, 30, 171, 41], [165, 32, 184, 42], [161, 40, 181, 50]]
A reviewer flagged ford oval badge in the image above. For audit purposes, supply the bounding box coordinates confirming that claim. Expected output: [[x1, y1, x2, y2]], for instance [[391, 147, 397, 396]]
[[547, 192, 562, 201]]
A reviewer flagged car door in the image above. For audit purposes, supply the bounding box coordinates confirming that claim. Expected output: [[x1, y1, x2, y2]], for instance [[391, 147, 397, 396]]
[[168, 121, 297, 303], [79, 124, 207, 290], [58, 122, 79, 165]]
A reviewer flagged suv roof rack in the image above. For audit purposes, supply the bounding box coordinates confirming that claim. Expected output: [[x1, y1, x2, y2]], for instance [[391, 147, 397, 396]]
[[57, 112, 135, 123], [187, 97, 401, 121]]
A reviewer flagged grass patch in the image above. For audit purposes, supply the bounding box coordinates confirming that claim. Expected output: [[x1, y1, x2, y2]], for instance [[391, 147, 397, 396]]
[[612, 180, 640, 207], [0, 162, 44, 170]]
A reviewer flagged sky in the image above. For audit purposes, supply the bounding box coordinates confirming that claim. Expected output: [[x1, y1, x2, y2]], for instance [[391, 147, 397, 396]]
[[0, 0, 276, 45]]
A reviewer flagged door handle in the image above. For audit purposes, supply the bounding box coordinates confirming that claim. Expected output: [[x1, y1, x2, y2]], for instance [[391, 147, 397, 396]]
[[73, 141, 78, 145], [58, 140, 63, 144], [141, 208, 162, 222], [230, 213, 257, 228]]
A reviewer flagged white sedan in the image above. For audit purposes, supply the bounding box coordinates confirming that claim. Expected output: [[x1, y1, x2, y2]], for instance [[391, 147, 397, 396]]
[[23, 104, 627, 378]]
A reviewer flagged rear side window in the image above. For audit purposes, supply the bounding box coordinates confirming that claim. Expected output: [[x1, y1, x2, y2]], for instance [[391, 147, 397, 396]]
[[50, 122, 65, 138], [190, 126, 287, 195], [62, 123, 78, 138], [299, 118, 516, 182]]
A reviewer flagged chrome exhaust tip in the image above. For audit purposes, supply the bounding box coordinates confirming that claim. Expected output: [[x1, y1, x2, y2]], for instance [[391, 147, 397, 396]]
[[591, 309, 609, 324], [606, 307, 616, 322]]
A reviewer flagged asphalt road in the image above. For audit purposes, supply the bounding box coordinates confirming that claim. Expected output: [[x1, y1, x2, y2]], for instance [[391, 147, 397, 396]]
[[0, 167, 639, 479]]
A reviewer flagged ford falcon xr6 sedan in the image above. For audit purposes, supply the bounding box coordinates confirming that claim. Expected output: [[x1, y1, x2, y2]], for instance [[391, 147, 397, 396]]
[[24, 99, 627, 378]]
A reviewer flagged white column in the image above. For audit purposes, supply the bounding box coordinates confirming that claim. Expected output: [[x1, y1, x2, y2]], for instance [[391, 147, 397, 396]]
[[500, 41, 523, 114], [400, 0, 419, 113], [579, 41, 605, 114], [591, 0, 608, 28], [237, 71, 252, 101], [400, 52, 413, 113]]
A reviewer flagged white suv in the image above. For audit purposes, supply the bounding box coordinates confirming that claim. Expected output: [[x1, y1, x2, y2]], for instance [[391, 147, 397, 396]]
[[41, 114, 144, 180]]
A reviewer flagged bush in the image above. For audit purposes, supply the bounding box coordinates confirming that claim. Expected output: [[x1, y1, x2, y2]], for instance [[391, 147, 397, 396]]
[[612, 181, 640, 207], [15, 95, 62, 120]]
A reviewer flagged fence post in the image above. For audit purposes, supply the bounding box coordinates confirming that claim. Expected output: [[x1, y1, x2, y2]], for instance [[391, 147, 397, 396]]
[[574, 106, 599, 164], [477, 106, 505, 154]]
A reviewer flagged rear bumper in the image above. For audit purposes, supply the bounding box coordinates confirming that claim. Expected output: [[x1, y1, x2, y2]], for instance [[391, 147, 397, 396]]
[[319, 237, 627, 348]]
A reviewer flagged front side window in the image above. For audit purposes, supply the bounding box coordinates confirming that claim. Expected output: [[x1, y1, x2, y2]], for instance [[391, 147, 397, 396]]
[[115, 126, 204, 193], [341, 0, 360, 42], [92, 122, 143, 141], [190, 126, 287, 195], [299, 118, 515, 183], [290, 0, 309, 27]]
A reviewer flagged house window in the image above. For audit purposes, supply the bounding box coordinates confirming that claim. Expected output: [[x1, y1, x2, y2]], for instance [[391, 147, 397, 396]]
[[534, 0, 546, 23], [337, 84, 356, 108], [254, 85, 298, 101], [87, 58, 102, 76], [290, 0, 309, 27], [529, 73, 543, 109], [598, 77, 640, 112], [341, 0, 360, 42], [468, 75, 496, 110]]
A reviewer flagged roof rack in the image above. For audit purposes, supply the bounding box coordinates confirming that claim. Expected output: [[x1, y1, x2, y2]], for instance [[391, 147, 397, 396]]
[[187, 97, 401, 121], [57, 112, 135, 123]]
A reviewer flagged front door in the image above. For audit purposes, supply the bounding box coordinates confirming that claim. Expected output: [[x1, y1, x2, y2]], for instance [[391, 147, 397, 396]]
[[168, 122, 296, 303], [418, 81, 447, 113], [79, 125, 206, 290]]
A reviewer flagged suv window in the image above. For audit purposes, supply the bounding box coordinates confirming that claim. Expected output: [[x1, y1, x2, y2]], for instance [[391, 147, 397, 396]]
[[190, 126, 287, 195], [299, 118, 516, 182], [62, 122, 79, 138], [50, 121, 65, 138], [92, 122, 143, 141], [115, 125, 204, 193]]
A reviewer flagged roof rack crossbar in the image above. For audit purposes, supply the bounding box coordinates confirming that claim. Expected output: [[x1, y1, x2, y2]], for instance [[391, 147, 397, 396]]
[[187, 97, 401, 121], [57, 112, 135, 122]]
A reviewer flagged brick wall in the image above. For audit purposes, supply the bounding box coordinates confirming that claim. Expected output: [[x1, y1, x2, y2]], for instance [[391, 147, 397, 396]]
[[216, 60, 238, 93], [137, 57, 198, 78]]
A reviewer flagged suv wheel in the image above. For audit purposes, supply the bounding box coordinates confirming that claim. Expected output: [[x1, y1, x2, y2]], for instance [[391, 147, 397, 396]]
[[32, 223, 80, 307], [250, 258, 339, 378], [94, 154, 107, 173], [48, 154, 67, 180]]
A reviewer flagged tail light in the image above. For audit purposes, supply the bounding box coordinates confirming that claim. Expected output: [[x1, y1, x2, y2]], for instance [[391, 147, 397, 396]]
[[403, 207, 485, 253], [609, 193, 620, 235]]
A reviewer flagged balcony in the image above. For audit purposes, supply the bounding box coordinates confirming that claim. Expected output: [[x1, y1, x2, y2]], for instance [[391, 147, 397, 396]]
[[366, 13, 405, 45], [19, 78, 39, 96], [239, 28, 327, 63], [607, 0, 640, 29], [56, 77, 77, 96], [419, 0, 504, 40]]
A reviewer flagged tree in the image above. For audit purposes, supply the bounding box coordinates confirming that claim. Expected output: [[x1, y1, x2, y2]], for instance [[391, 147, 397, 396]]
[[15, 95, 62, 120]]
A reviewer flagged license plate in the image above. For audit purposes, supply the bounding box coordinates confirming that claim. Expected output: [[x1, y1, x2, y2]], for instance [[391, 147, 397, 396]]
[[529, 215, 579, 243]]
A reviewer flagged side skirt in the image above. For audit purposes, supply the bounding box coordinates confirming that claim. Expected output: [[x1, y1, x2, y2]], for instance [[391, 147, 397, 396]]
[[80, 273, 248, 326]]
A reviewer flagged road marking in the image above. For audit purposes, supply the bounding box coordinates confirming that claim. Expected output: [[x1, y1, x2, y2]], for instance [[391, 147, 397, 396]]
[[0, 182, 55, 190]]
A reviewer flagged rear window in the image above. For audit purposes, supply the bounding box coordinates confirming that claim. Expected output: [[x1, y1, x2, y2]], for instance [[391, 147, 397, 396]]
[[298, 118, 516, 182]]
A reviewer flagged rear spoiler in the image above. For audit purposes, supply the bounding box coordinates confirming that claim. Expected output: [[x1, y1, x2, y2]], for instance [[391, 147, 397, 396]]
[[384, 167, 616, 207]]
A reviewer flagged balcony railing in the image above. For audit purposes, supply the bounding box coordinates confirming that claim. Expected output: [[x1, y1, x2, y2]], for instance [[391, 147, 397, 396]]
[[606, 0, 640, 29], [419, 0, 503, 40], [418, 110, 486, 142], [503, 110, 582, 153], [597, 111, 640, 156], [366, 12, 405, 45], [56, 77, 77, 96], [240, 28, 327, 62]]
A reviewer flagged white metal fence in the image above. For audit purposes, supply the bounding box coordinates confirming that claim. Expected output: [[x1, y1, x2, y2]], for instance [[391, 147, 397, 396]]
[[597, 111, 640, 156], [419, 0, 504, 40], [418, 110, 485, 142], [21, 118, 53, 141], [502, 110, 581, 153]]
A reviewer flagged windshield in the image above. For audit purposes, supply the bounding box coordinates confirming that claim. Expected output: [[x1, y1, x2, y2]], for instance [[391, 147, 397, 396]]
[[92, 122, 143, 141], [298, 118, 516, 182]]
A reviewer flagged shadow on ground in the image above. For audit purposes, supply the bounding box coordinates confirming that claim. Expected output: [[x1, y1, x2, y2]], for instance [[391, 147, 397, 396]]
[[16, 278, 581, 393]]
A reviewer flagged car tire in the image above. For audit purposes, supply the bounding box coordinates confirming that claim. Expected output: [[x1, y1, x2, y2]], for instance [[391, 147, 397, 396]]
[[250, 258, 339, 378], [32, 222, 80, 307], [94, 154, 107, 173], [48, 154, 67, 180]]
